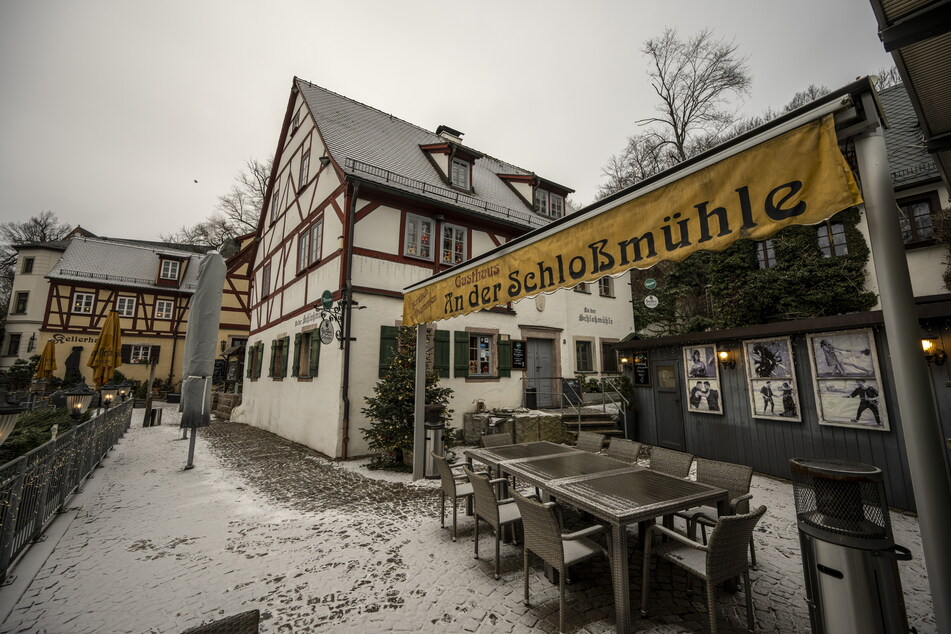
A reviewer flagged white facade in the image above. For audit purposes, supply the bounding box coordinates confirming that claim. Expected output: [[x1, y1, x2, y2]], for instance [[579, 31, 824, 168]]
[[1, 246, 64, 368], [233, 80, 634, 458]]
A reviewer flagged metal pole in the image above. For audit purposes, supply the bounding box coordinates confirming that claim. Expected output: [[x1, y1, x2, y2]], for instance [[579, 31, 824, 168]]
[[854, 124, 951, 633], [412, 324, 426, 481]]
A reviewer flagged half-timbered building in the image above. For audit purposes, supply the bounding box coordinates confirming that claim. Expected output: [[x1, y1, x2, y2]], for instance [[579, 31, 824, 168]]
[[2, 232, 254, 389], [233, 78, 634, 458]]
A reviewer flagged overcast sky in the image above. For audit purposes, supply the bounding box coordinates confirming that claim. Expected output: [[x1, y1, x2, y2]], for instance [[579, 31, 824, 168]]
[[0, 1, 894, 241]]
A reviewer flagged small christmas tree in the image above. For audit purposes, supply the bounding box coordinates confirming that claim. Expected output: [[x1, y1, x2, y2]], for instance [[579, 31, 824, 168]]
[[361, 327, 454, 469]]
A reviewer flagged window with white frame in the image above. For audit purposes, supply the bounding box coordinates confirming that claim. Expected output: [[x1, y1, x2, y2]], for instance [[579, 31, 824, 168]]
[[756, 240, 776, 269], [574, 282, 589, 293], [298, 220, 323, 272], [534, 188, 565, 218], [73, 292, 94, 314], [575, 340, 594, 372], [817, 221, 848, 258], [160, 260, 180, 280], [155, 299, 174, 320], [271, 191, 280, 223], [468, 334, 494, 377], [261, 262, 271, 297], [299, 150, 310, 189], [441, 224, 466, 265], [130, 345, 151, 364], [13, 292, 28, 314], [116, 296, 136, 317], [404, 214, 433, 259], [598, 276, 613, 297], [298, 229, 311, 272], [451, 158, 470, 189]]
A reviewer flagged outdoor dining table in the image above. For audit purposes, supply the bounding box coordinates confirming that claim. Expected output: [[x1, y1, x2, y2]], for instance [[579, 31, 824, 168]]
[[463, 442, 729, 634]]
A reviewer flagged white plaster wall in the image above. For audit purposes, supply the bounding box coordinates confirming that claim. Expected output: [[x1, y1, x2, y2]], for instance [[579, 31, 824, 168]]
[[353, 205, 400, 253], [509, 181, 533, 203], [1, 248, 65, 368], [350, 255, 429, 293], [470, 230, 498, 256], [430, 152, 449, 179], [232, 317, 344, 457]]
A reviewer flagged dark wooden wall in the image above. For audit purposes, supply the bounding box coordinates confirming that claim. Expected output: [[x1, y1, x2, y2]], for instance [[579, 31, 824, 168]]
[[628, 324, 951, 512]]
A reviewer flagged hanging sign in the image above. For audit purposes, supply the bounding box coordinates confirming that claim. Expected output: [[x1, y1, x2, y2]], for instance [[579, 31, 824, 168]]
[[321, 289, 334, 310], [644, 295, 659, 309], [511, 340, 527, 370], [644, 278, 657, 290], [319, 319, 336, 345], [402, 116, 861, 326]]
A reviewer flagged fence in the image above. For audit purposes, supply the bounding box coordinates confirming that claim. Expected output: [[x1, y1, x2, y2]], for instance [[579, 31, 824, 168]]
[[0, 400, 132, 582]]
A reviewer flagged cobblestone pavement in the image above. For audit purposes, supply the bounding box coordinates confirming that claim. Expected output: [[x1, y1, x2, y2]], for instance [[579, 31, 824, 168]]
[[0, 405, 935, 633]]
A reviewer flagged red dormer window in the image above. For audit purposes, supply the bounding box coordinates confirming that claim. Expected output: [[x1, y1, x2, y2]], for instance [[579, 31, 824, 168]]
[[451, 157, 471, 190], [160, 260, 180, 280], [156, 254, 188, 287], [534, 188, 565, 218]]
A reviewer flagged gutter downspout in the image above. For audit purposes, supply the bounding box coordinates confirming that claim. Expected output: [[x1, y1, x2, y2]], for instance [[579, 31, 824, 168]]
[[340, 181, 360, 459]]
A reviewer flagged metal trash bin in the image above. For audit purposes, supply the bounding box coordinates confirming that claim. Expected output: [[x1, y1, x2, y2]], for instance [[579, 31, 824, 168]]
[[423, 404, 446, 479], [790, 458, 911, 634], [149, 408, 163, 427], [525, 387, 538, 409]]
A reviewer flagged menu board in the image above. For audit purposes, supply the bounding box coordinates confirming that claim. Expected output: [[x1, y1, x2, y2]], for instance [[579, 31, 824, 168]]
[[633, 352, 651, 387], [511, 340, 527, 370]]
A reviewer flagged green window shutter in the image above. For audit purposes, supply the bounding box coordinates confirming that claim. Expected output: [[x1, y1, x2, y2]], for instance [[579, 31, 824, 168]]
[[498, 337, 512, 378], [255, 342, 263, 379], [434, 330, 450, 378], [267, 340, 276, 377], [291, 333, 302, 377], [454, 331, 469, 378], [281, 337, 290, 378], [309, 334, 321, 377], [246, 345, 254, 378], [379, 325, 399, 378]]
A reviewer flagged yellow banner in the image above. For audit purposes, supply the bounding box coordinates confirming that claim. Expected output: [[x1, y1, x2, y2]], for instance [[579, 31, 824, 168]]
[[403, 115, 862, 326]]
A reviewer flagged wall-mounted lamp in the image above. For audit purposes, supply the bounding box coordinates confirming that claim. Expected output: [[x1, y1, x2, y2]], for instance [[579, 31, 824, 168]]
[[318, 156, 331, 167], [717, 349, 736, 369], [921, 337, 946, 365], [618, 354, 632, 370]]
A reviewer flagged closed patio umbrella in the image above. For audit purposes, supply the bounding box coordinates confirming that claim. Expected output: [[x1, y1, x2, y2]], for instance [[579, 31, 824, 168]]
[[34, 339, 57, 380], [87, 311, 122, 388], [180, 251, 225, 469]]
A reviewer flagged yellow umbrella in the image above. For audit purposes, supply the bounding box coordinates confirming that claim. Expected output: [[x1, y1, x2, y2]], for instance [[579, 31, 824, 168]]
[[34, 339, 57, 380], [87, 311, 123, 387]]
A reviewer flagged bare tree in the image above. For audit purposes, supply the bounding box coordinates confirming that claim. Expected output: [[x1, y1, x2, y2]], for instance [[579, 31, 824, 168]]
[[162, 156, 272, 251], [639, 28, 752, 163], [874, 65, 902, 90], [782, 84, 830, 112], [0, 211, 72, 316]]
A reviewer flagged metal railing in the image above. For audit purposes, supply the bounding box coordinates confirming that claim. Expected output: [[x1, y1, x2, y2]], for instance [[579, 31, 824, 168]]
[[345, 158, 549, 228], [56, 269, 198, 290], [0, 400, 132, 582], [520, 375, 631, 437]]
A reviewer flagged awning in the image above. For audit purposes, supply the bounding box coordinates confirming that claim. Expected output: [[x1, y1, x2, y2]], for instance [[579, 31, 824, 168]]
[[869, 0, 951, 189], [403, 93, 865, 327]]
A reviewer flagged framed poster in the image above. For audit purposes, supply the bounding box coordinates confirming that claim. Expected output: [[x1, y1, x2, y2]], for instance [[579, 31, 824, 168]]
[[807, 329, 889, 431], [683, 345, 723, 415], [511, 340, 527, 370], [744, 337, 800, 421], [633, 352, 651, 387]]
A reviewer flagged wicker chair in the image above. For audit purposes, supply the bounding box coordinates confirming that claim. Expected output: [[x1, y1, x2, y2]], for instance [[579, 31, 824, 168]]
[[432, 452, 474, 542], [463, 465, 523, 580], [641, 506, 767, 633], [181, 610, 260, 634], [676, 458, 757, 568], [514, 492, 608, 634], [482, 432, 514, 448], [575, 431, 605, 452], [605, 438, 642, 463], [648, 446, 694, 478]]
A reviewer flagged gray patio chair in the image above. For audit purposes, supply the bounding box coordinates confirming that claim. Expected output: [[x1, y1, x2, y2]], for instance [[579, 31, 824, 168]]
[[641, 505, 767, 634], [675, 458, 757, 568], [648, 446, 694, 478], [463, 465, 524, 580], [514, 492, 608, 634], [181, 609, 260, 634], [432, 451, 473, 542], [575, 431, 604, 453], [605, 438, 642, 463]]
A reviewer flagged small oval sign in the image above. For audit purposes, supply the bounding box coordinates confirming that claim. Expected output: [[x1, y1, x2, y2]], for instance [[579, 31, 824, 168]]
[[319, 319, 336, 345], [644, 278, 657, 290], [644, 294, 659, 309]]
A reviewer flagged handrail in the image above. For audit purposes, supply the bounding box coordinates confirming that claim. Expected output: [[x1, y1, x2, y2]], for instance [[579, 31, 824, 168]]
[[519, 376, 584, 434], [0, 401, 132, 582]]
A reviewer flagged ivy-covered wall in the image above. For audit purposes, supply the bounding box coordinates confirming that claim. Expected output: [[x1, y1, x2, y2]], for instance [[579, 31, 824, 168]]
[[630, 208, 878, 335]]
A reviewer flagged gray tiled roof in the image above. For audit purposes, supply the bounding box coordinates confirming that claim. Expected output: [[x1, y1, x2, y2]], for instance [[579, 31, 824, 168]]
[[880, 84, 940, 188], [47, 237, 202, 292], [296, 79, 567, 228]]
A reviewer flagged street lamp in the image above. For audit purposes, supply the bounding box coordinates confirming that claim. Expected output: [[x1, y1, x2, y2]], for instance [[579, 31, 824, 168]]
[[99, 380, 119, 413], [65, 380, 96, 420], [116, 381, 132, 402], [0, 377, 27, 445]]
